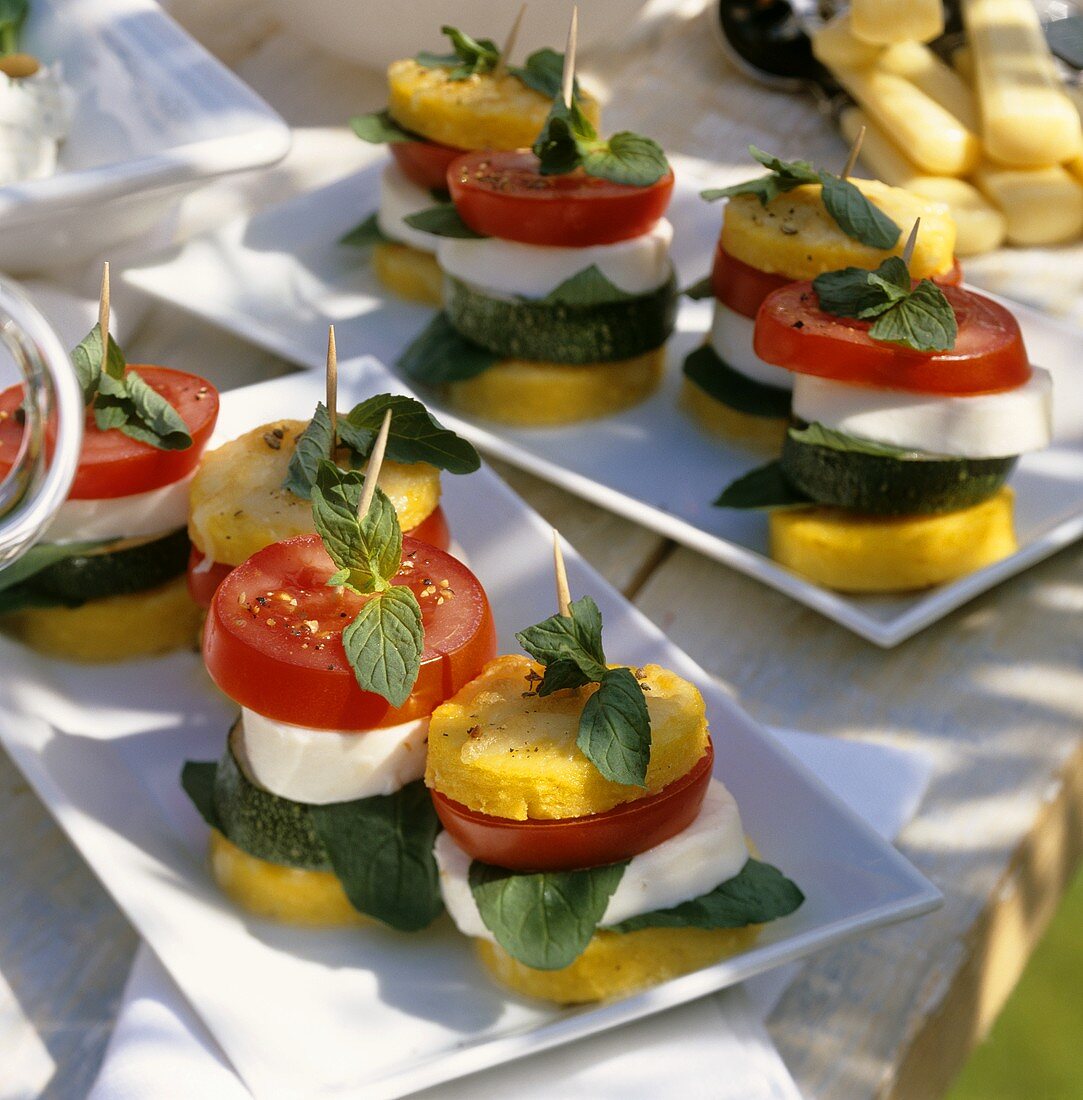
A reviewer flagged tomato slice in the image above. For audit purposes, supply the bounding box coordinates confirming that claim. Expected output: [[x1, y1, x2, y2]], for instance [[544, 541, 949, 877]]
[[754, 283, 1030, 395], [204, 534, 496, 730], [390, 139, 462, 192], [448, 151, 674, 247], [0, 367, 219, 500], [432, 742, 714, 872], [186, 506, 453, 610]]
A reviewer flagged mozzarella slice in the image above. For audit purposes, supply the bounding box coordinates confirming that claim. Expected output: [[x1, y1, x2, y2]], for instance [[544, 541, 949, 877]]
[[43, 471, 195, 543], [792, 368, 1054, 458], [376, 162, 441, 254], [238, 708, 428, 804], [709, 302, 795, 392], [435, 779, 749, 942], [438, 219, 674, 301]]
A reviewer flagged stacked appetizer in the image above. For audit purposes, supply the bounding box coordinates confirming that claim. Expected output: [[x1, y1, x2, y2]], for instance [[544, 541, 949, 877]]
[[686, 146, 959, 452], [0, 313, 219, 660], [717, 243, 1052, 592], [397, 76, 677, 426], [183, 449, 497, 927], [186, 391, 479, 609], [427, 584, 803, 1002], [345, 23, 599, 305]]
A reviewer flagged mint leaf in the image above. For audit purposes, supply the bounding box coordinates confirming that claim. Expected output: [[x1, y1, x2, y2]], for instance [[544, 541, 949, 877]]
[[866, 255, 911, 300], [340, 212, 389, 248], [605, 859, 804, 932], [868, 279, 957, 351], [819, 174, 901, 250], [340, 393, 480, 474], [469, 859, 628, 969], [416, 26, 499, 80], [578, 667, 651, 787], [404, 204, 488, 239], [342, 585, 423, 707], [700, 146, 818, 205], [118, 370, 193, 450], [349, 109, 414, 144], [789, 422, 916, 458], [683, 344, 792, 418], [539, 264, 637, 307], [71, 323, 125, 404], [509, 47, 575, 99], [684, 275, 714, 300], [397, 312, 499, 385], [310, 779, 442, 931], [812, 264, 903, 319], [283, 403, 334, 499], [515, 595, 608, 693], [181, 760, 222, 831], [533, 98, 591, 176], [714, 461, 812, 510]]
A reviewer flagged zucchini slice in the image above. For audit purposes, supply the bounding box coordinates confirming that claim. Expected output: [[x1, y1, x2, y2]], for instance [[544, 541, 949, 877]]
[[445, 273, 678, 364]]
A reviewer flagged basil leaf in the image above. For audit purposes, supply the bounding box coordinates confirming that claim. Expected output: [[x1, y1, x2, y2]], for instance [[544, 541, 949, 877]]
[[515, 594, 608, 692], [0, 538, 113, 594], [309, 779, 442, 931], [749, 146, 820, 182], [181, 760, 222, 831], [580, 131, 669, 188], [539, 264, 637, 307], [578, 666, 651, 787], [789, 422, 916, 458], [93, 402, 128, 433], [868, 279, 958, 352], [283, 403, 334, 499], [340, 393, 480, 474], [605, 858, 804, 932], [509, 47, 573, 99], [683, 344, 792, 418], [350, 109, 414, 144], [118, 370, 193, 451], [533, 99, 590, 177], [701, 146, 818, 206], [684, 275, 714, 300], [714, 461, 812, 510], [339, 212, 389, 248], [469, 859, 628, 969], [397, 312, 499, 385], [812, 264, 901, 320], [818, 173, 901, 250], [71, 323, 126, 404], [0, 0, 28, 54], [416, 26, 499, 80], [403, 204, 487, 239], [341, 585, 423, 707]]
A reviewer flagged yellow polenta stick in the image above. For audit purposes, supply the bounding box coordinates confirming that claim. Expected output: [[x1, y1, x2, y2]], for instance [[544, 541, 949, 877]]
[[877, 42, 979, 131], [973, 161, 1083, 245], [811, 13, 883, 71], [850, 0, 944, 45]]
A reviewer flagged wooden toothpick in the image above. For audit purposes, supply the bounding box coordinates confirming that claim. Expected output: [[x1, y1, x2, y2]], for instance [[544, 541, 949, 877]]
[[326, 325, 338, 447], [552, 528, 572, 618], [902, 218, 921, 268], [841, 125, 865, 181], [357, 409, 392, 521], [493, 3, 526, 79], [561, 6, 578, 109], [98, 262, 111, 371]]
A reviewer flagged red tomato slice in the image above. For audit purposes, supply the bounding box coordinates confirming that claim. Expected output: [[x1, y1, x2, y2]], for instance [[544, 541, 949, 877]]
[[432, 742, 714, 872], [448, 151, 674, 247], [711, 245, 964, 321], [0, 367, 219, 500], [390, 139, 462, 192], [754, 282, 1030, 395], [204, 533, 496, 730], [186, 506, 453, 610]]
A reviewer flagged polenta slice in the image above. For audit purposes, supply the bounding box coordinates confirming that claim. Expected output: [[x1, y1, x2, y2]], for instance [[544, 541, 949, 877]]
[[372, 241, 444, 306]]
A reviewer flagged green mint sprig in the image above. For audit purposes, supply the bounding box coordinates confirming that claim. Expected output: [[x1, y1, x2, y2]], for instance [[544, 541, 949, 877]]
[[416, 26, 499, 80], [812, 256, 957, 352], [403, 204, 488, 239], [701, 146, 901, 251], [0, 0, 27, 56], [515, 595, 652, 787], [71, 324, 192, 451], [349, 109, 415, 145], [509, 47, 578, 100]]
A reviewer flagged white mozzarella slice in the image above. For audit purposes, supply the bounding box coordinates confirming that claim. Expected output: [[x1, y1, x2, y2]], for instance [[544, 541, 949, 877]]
[[376, 162, 441, 254], [709, 301, 795, 392], [792, 368, 1054, 458], [437, 219, 674, 301], [435, 779, 749, 943], [43, 471, 195, 543], [238, 708, 428, 804]]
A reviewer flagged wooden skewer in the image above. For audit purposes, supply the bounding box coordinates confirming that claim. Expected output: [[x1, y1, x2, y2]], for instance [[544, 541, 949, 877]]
[[841, 125, 865, 181], [902, 218, 921, 268], [492, 3, 526, 79], [357, 409, 392, 521], [98, 262, 111, 371], [326, 325, 338, 447], [561, 5, 578, 109], [552, 528, 572, 618]]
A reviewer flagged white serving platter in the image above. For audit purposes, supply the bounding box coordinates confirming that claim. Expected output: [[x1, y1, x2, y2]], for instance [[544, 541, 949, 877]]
[[0, 0, 291, 274], [123, 152, 1083, 648], [0, 366, 940, 1098]]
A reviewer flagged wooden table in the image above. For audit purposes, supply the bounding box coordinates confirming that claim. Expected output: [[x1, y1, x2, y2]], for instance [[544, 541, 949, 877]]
[[3, 2, 1082, 1096]]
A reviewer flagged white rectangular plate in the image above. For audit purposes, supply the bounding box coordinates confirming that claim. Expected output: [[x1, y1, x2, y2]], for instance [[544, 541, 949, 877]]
[[0, 368, 941, 1098]]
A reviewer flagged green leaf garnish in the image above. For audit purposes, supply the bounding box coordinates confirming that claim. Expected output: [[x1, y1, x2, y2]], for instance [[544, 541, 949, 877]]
[[469, 859, 628, 969], [714, 461, 812, 510], [868, 280, 958, 351], [683, 344, 792, 419], [342, 586, 424, 709], [416, 26, 499, 81], [397, 311, 499, 385], [403, 204, 488, 239], [0, 0, 28, 56], [349, 109, 414, 144], [180, 761, 222, 831], [339, 211, 389, 248], [516, 595, 652, 787], [282, 402, 334, 500], [788, 421, 918, 458], [71, 323, 125, 403], [508, 47, 577, 100], [700, 146, 818, 205], [538, 264, 637, 307], [605, 858, 805, 932], [683, 275, 714, 300]]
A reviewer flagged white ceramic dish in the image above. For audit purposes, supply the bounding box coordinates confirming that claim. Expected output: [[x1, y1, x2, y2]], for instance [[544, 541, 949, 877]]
[[0, 366, 940, 1099], [0, 0, 290, 274], [123, 154, 1083, 647]]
